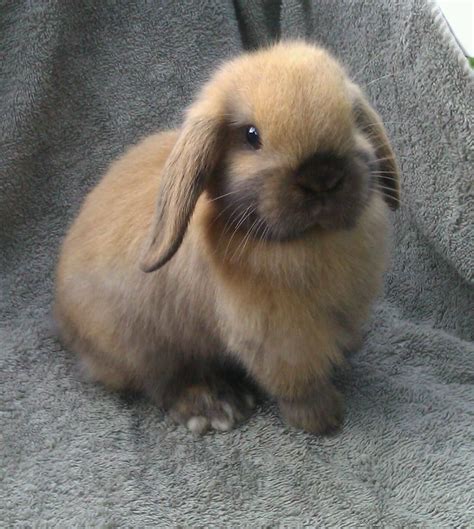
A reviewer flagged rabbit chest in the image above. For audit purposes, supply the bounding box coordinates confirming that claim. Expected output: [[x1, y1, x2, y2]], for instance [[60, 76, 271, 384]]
[[206, 195, 390, 396]]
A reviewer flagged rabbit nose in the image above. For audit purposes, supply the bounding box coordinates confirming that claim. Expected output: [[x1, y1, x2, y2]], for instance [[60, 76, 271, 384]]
[[296, 153, 346, 194]]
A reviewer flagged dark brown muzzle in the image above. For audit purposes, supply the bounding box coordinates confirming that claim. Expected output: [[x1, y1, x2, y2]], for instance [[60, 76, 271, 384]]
[[295, 153, 346, 195]]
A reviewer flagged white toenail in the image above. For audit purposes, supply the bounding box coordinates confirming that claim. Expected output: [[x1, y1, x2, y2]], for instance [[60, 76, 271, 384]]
[[222, 402, 234, 420], [211, 418, 233, 431], [187, 416, 208, 434]]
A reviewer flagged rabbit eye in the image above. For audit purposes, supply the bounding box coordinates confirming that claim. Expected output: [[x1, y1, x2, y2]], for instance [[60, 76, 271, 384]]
[[246, 125, 261, 149]]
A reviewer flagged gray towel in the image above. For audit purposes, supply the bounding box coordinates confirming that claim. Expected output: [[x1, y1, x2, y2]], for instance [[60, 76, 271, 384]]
[[1, 1, 473, 526]]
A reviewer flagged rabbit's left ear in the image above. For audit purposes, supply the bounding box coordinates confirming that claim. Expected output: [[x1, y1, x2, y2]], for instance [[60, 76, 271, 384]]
[[140, 110, 224, 273], [348, 83, 400, 210]]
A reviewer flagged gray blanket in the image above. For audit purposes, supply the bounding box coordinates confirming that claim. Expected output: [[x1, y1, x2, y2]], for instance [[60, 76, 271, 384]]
[[1, 1, 473, 526]]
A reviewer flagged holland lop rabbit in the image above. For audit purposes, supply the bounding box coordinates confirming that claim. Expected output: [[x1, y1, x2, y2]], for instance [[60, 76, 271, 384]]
[[55, 41, 399, 434]]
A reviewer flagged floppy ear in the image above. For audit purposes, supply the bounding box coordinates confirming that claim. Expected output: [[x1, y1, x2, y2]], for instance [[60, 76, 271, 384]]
[[349, 83, 400, 210], [140, 112, 223, 273]]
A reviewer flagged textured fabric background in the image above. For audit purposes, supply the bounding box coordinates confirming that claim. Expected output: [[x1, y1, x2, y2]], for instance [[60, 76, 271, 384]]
[[1, 0, 473, 526]]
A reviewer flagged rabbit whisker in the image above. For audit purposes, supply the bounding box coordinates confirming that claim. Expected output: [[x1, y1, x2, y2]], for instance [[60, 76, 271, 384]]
[[372, 155, 408, 163], [372, 173, 399, 180], [209, 201, 236, 226], [372, 175, 399, 184], [232, 216, 262, 263], [257, 221, 272, 257], [223, 205, 247, 235], [223, 205, 256, 261], [372, 184, 402, 205], [208, 189, 241, 203], [360, 121, 404, 133], [364, 72, 396, 87], [216, 205, 244, 248]]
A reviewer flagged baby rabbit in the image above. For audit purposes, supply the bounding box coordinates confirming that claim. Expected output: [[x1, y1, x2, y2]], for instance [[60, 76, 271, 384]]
[[55, 41, 399, 435]]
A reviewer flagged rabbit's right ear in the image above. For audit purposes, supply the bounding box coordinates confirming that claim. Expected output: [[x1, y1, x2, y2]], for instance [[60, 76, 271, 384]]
[[140, 105, 224, 273], [348, 82, 400, 210]]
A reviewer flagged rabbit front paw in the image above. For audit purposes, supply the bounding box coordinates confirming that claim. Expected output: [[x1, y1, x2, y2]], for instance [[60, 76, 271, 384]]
[[278, 384, 344, 435], [167, 364, 257, 434]]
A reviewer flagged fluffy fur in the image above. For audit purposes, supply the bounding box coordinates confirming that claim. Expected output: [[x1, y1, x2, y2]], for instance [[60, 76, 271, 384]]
[[54, 41, 399, 434]]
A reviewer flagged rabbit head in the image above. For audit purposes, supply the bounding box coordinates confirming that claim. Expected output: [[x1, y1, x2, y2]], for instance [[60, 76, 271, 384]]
[[141, 41, 400, 272]]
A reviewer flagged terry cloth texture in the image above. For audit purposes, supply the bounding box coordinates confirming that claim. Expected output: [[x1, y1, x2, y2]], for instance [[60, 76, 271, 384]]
[[1, 0, 473, 526]]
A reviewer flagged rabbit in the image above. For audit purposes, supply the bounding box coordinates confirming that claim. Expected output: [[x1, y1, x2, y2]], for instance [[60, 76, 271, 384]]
[[54, 40, 400, 435]]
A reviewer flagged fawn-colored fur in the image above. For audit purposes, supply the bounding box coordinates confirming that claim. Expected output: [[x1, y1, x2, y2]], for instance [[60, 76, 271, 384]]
[[55, 41, 399, 434]]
